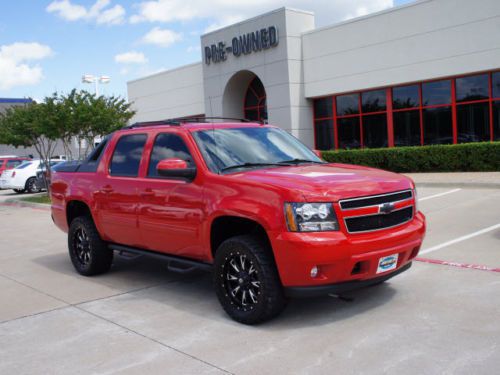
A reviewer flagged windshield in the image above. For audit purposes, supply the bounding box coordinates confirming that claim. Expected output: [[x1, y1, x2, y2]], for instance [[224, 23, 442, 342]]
[[192, 127, 323, 174]]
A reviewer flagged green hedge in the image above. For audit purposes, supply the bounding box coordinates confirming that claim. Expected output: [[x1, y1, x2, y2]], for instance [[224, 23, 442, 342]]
[[321, 142, 500, 173]]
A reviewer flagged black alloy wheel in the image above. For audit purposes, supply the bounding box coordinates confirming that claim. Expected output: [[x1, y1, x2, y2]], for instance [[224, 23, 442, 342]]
[[214, 235, 287, 324], [25, 177, 40, 194], [73, 227, 92, 267]]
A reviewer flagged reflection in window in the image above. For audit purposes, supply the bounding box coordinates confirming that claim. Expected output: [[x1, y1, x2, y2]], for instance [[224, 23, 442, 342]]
[[337, 117, 361, 149], [456, 74, 489, 102], [148, 133, 193, 177], [362, 89, 386, 113], [314, 97, 332, 118], [314, 119, 334, 150], [363, 114, 387, 148], [394, 111, 421, 146], [110, 134, 147, 177], [456, 103, 490, 143], [423, 107, 453, 145], [336, 94, 359, 116], [494, 101, 500, 140], [393, 85, 419, 109], [422, 80, 451, 106], [493, 72, 500, 98]]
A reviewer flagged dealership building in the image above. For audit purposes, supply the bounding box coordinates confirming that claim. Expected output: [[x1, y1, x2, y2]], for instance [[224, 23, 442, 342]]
[[127, 0, 500, 150]]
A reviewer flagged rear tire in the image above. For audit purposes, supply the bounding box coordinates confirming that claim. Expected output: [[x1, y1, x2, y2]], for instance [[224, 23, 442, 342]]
[[213, 235, 287, 324], [25, 177, 40, 194], [68, 216, 113, 276]]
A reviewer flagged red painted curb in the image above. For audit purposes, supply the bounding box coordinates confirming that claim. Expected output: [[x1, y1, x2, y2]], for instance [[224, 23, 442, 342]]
[[416, 257, 500, 273]]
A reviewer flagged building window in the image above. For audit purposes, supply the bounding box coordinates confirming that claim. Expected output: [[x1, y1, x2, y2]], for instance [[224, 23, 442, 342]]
[[244, 77, 267, 122], [312, 70, 500, 150], [313, 98, 334, 149]]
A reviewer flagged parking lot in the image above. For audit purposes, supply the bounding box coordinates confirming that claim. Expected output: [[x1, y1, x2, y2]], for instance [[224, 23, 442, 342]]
[[0, 185, 499, 375]]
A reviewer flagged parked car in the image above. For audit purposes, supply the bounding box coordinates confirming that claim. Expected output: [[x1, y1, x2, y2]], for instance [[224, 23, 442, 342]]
[[0, 159, 61, 193], [50, 119, 426, 324], [0, 156, 31, 177]]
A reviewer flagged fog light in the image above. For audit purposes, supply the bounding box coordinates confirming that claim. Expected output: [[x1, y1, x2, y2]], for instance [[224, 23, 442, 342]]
[[310, 266, 319, 278]]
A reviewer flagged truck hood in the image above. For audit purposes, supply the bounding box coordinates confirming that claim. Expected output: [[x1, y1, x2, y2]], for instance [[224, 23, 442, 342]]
[[235, 163, 413, 202]]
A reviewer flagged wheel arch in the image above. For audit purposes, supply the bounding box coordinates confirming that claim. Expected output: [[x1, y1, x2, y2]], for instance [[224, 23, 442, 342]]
[[66, 200, 93, 227]]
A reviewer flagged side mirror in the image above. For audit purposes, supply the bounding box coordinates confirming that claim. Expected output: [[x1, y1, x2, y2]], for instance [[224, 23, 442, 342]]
[[157, 158, 196, 181]]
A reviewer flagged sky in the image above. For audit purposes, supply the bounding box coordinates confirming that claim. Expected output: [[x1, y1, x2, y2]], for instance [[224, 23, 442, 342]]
[[0, 0, 413, 101]]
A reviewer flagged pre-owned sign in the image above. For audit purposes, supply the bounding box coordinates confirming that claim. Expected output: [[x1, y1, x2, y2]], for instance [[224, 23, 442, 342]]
[[204, 26, 278, 65]]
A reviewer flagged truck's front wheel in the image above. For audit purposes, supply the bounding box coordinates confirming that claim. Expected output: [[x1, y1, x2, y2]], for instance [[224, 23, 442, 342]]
[[68, 216, 113, 276], [214, 235, 287, 324]]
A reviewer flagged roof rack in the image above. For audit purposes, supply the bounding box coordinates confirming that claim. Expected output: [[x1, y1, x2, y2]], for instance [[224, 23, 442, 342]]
[[124, 116, 252, 129]]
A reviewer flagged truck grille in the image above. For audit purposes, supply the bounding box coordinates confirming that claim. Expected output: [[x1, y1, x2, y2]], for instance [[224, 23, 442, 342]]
[[339, 190, 414, 233]]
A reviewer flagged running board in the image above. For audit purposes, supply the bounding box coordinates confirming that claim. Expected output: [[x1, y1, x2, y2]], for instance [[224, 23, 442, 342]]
[[108, 244, 213, 272]]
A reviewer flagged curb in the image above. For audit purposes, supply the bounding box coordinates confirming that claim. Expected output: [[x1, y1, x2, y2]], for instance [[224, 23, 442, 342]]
[[1, 199, 51, 210]]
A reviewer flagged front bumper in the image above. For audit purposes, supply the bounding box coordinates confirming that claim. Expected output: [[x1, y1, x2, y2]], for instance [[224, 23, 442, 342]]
[[269, 212, 426, 289], [285, 262, 411, 297]]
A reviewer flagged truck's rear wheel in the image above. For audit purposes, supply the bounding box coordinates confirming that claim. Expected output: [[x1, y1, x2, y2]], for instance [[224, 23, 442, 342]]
[[68, 216, 113, 276], [214, 235, 287, 324]]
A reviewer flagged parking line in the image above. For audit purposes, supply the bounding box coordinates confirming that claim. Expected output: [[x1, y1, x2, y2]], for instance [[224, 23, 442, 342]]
[[415, 257, 500, 273], [418, 188, 461, 201], [419, 222, 500, 255]]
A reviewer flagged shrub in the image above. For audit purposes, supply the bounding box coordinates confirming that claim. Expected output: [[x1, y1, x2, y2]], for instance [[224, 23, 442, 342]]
[[320, 142, 500, 172]]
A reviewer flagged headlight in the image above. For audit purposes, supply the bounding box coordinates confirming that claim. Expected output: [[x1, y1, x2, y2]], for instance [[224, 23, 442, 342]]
[[284, 202, 339, 232]]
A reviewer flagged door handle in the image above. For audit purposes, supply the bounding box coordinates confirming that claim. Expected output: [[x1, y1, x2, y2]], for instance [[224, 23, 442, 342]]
[[101, 186, 113, 193]]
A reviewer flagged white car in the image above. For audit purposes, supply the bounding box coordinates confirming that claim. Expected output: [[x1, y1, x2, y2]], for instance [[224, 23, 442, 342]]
[[0, 160, 60, 194]]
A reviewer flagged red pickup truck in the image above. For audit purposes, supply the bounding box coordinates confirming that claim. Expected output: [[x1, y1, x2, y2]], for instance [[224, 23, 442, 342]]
[[51, 119, 426, 324]]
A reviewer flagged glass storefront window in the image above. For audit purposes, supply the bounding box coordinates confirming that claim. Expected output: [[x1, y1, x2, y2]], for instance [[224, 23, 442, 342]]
[[362, 114, 388, 148], [314, 97, 332, 118], [493, 72, 500, 99], [423, 107, 453, 144], [336, 94, 359, 116], [456, 102, 490, 143], [393, 85, 419, 109], [456, 74, 489, 102], [314, 119, 334, 150], [493, 101, 500, 140], [393, 110, 421, 146], [422, 80, 451, 106], [337, 117, 361, 149], [362, 89, 386, 113]]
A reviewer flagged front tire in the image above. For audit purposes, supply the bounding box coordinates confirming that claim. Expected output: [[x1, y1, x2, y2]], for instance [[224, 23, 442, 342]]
[[214, 235, 287, 324], [25, 177, 40, 194], [68, 216, 113, 276]]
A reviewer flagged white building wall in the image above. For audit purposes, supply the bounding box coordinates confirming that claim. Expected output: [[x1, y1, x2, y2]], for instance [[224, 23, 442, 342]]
[[127, 63, 205, 123], [303, 0, 500, 98]]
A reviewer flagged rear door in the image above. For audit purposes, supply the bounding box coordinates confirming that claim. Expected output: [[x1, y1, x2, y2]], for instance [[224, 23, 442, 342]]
[[137, 131, 205, 260], [95, 133, 148, 247]]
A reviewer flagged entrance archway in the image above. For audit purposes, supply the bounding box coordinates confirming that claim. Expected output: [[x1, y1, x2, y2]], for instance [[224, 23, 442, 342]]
[[222, 71, 267, 122]]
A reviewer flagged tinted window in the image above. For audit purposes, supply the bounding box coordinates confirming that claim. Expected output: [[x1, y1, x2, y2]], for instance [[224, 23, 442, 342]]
[[492, 72, 500, 99], [110, 134, 147, 177], [456, 102, 490, 143], [493, 101, 500, 140], [423, 107, 453, 145], [362, 114, 387, 148], [314, 98, 333, 118], [148, 133, 193, 177], [314, 120, 334, 150], [362, 89, 386, 113], [456, 74, 489, 102], [422, 80, 451, 106], [393, 85, 419, 109], [6, 160, 23, 168], [337, 118, 361, 149], [88, 138, 108, 162], [16, 162, 33, 169], [394, 111, 421, 146], [336, 94, 359, 116]]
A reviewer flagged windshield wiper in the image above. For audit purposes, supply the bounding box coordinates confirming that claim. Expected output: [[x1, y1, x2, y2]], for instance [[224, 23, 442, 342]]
[[277, 158, 325, 165], [221, 162, 287, 172]]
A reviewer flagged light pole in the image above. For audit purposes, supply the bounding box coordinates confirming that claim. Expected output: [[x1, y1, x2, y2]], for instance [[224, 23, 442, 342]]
[[81, 74, 110, 96]]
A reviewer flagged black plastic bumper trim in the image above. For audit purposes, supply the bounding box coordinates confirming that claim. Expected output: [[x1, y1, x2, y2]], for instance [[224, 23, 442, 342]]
[[284, 262, 412, 298]]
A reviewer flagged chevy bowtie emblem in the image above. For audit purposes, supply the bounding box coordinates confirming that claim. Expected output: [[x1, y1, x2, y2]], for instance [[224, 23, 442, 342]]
[[379, 202, 396, 214]]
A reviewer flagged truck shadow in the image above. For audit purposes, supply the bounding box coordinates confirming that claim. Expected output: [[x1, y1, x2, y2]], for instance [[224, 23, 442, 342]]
[[32, 251, 398, 329]]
